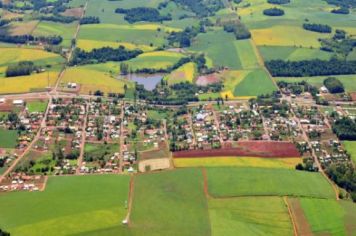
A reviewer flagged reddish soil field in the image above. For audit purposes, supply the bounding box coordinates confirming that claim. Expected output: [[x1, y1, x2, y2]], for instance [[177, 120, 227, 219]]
[[287, 198, 313, 236], [196, 74, 220, 86], [61, 8, 84, 17], [173, 141, 300, 158]]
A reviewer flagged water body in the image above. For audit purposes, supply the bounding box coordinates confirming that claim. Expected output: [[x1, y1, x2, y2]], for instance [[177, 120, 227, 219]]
[[124, 74, 164, 91]]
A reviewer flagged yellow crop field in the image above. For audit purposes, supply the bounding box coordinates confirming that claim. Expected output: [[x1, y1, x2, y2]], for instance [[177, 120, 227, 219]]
[[61, 67, 133, 94], [127, 51, 185, 70], [165, 62, 197, 85], [0, 71, 58, 94], [251, 25, 329, 48], [220, 70, 254, 99], [137, 51, 183, 58], [81, 23, 181, 32], [174, 157, 301, 169], [0, 48, 62, 65], [77, 39, 155, 52]]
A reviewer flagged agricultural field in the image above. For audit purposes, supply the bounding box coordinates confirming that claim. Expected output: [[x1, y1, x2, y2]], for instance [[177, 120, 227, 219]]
[[76, 39, 154, 52], [289, 198, 356, 236], [206, 167, 335, 198], [174, 157, 301, 169], [164, 62, 197, 85], [259, 46, 333, 61], [60, 65, 134, 95], [0, 175, 131, 236], [208, 197, 294, 236], [130, 168, 211, 235]]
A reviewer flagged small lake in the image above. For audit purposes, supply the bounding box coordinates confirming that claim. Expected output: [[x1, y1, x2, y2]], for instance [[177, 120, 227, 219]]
[[121, 74, 164, 91]]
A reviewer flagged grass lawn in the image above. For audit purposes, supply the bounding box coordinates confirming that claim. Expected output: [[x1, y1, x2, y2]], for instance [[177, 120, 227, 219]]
[[209, 197, 293, 236], [130, 168, 211, 235], [0, 128, 18, 148], [27, 100, 48, 113], [343, 141, 356, 164], [300, 198, 356, 236], [233, 69, 277, 97], [206, 167, 335, 198], [0, 175, 130, 236], [174, 157, 301, 169]]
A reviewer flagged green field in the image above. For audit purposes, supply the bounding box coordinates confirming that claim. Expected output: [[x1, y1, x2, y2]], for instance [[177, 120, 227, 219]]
[[233, 69, 277, 96], [189, 30, 243, 70], [130, 168, 211, 235], [209, 197, 293, 236], [275, 75, 356, 92], [206, 167, 335, 198], [299, 198, 356, 236], [235, 39, 260, 69], [27, 100, 48, 113], [259, 46, 332, 61], [0, 175, 130, 236], [0, 128, 18, 148], [343, 141, 356, 164]]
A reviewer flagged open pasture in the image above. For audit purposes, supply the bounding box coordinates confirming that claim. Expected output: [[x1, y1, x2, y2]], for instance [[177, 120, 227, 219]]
[[174, 157, 301, 169], [0, 175, 130, 236], [208, 197, 293, 236], [206, 167, 335, 198], [0, 128, 18, 148], [32, 21, 77, 48], [61, 66, 133, 95], [130, 168, 210, 235], [26, 100, 48, 113], [343, 141, 356, 164]]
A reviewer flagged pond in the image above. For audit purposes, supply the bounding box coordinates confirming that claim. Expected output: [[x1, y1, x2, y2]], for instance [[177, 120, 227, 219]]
[[122, 74, 164, 91]]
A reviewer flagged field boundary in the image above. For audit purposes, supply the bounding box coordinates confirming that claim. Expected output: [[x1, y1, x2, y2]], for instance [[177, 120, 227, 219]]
[[125, 175, 135, 226], [283, 196, 298, 236]]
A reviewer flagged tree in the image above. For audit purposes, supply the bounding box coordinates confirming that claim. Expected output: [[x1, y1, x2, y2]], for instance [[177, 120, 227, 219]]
[[323, 77, 344, 93]]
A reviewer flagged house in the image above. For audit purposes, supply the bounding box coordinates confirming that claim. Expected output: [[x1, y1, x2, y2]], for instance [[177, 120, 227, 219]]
[[13, 100, 24, 106]]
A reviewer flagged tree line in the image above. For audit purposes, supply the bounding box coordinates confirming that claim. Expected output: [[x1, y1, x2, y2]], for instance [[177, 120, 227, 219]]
[[303, 23, 332, 33], [80, 16, 100, 25], [223, 21, 251, 40], [115, 7, 171, 23], [5, 61, 41, 77], [0, 34, 62, 45], [171, 0, 224, 17], [263, 8, 285, 16], [69, 46, 143, 65], [265, 59, 356, 77]]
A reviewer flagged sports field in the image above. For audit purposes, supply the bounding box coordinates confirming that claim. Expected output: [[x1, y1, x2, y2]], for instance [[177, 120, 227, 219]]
[[26, 100, 48, 113], [174, 157, 301, 169], [0, 175, 130, 236], [209, 197, 293, 236], [130, 168, 211, 235], [206, 167, 335, 198]]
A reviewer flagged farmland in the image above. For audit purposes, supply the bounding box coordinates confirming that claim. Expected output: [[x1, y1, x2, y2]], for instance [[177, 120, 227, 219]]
[[343, 141, 356, 164], [0, 128, 18, 148], [206, 167, 335, 198], [0, 175, 130, 236], [174, 157, 301, 169]]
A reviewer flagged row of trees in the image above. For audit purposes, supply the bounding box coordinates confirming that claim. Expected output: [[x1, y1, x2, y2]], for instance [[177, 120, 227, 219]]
[[5, 61, 39, 77], [303, 23, 332, 33], [331, 7, 350, 14], [267, 0, 290, 4], [38, 15, 78, 23], [263, 8, 285, 16], [171, 0, 224, 17], [80, 16, 100, 25], [115, 7, 171, 23], [0, 34, 62, 45], [70, 46, 143, 65], [332, 117, 356, 140], [265, 59, 356, 77]]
